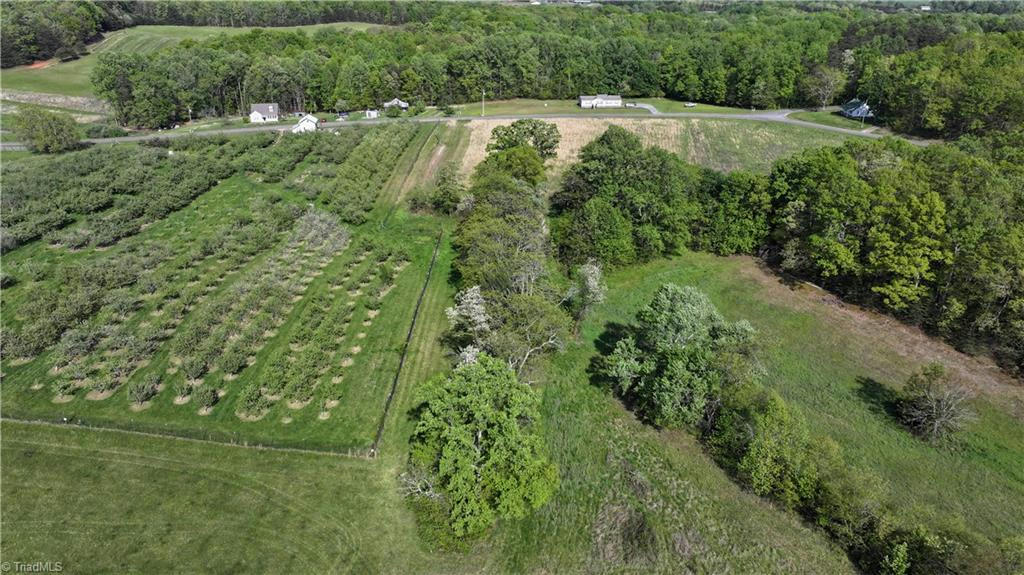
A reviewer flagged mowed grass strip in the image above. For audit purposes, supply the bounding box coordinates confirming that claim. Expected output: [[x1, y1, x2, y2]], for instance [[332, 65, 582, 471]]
[[0, 420, 429, 574], [789, 110, 874, 130]]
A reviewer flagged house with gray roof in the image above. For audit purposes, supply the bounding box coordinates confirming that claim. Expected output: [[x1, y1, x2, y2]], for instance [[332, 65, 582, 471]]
[[249, 103, 280, 123]]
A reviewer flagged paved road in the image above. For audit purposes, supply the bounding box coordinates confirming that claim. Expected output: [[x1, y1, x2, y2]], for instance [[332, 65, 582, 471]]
[[0, 107, 917, 151]]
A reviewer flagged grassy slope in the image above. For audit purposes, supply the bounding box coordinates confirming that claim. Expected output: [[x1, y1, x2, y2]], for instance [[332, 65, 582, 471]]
[[670, 118, 850, 172], [0, 23, 382, 98], [589, 252, 1024, 545]]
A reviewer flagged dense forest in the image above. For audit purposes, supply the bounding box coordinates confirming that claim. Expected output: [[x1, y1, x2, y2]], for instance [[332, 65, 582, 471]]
[[6, 1, 1022, 136]]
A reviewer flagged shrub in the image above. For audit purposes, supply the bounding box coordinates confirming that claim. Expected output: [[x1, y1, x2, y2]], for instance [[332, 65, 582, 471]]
[[174, 380, 193, 399], [898, 363, 974, 441], [180, 356, 207, 380], [195, 386, 219, 408], [220, 348, 248, 375], [126, 376, 159, 404], [12, 105, 80, 153]]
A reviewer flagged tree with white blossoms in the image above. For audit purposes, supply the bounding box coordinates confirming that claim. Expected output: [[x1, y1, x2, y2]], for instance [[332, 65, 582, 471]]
[[445, 285, 490, 350], [564, 259, 607, 335], [458, 345, 481, 365]]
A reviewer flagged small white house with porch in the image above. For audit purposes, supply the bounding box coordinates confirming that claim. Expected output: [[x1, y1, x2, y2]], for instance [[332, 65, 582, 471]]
[[579, 94, 623, 109], [249, 103, 280, 123], [291, 114, 319, 134]]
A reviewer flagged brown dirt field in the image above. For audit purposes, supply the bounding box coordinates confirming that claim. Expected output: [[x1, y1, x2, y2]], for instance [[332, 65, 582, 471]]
[[460, 118, 686, 176], [733, 256, 1024, 413], [27, 60, 53, 69]]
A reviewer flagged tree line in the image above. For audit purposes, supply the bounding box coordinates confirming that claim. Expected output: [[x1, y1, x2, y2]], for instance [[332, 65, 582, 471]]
[[552, 126, 1023, 377], [73, 2, 1022, 136]]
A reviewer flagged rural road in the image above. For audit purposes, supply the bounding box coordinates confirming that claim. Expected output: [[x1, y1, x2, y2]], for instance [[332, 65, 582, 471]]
[[0, 107, 912, 151]]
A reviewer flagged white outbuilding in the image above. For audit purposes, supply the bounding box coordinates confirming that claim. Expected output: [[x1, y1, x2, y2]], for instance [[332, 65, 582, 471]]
[[291, 114, 319, 133], [578, 94, 623, 109]]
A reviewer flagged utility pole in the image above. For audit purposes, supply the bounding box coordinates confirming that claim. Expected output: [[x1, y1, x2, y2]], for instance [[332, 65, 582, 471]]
[[481, 88, 486, 117]]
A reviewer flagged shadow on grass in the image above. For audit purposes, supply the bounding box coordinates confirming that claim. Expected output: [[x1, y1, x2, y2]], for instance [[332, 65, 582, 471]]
[[588, 321, 644, 415], [855, 376, 901, 423]]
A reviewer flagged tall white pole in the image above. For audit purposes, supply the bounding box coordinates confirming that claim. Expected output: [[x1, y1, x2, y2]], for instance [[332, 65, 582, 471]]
[[481, 88, 485, 117]]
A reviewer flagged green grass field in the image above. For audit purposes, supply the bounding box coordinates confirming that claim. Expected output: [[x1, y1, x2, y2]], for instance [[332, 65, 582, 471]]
[[0, 23, 383, 99], [789, 110, 874, 130]]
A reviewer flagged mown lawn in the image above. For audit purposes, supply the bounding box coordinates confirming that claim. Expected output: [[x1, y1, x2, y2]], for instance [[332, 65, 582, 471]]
[[634, 97, 752, 114], [789, 110, 874, 130], [0, 23, 385, 99]]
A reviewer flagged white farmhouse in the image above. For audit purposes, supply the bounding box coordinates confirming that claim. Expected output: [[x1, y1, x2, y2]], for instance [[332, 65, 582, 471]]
[[249, 103, 279, 123], [291, 114, 319, 134], [579, 94, 623, 109]]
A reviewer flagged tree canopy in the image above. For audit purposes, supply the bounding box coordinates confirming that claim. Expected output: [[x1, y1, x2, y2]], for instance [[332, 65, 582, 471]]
[[11, 105, 80, 153], [410, 352, 558, 536]]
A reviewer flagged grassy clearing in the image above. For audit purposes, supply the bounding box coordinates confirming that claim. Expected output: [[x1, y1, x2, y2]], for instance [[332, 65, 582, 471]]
[[789, 110, 874, 130], [585, 252, 1024, 547], [0, 23, 384, 98]]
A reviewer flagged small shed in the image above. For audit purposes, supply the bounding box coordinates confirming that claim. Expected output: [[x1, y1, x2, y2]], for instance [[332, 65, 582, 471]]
[[839, 99, 874, 119], [249, 103, 280, 123], [365, 109, 380, 119], [579, 94, 623, 109], [382, 98, 409, 111], [291, 114, 319, 134]]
